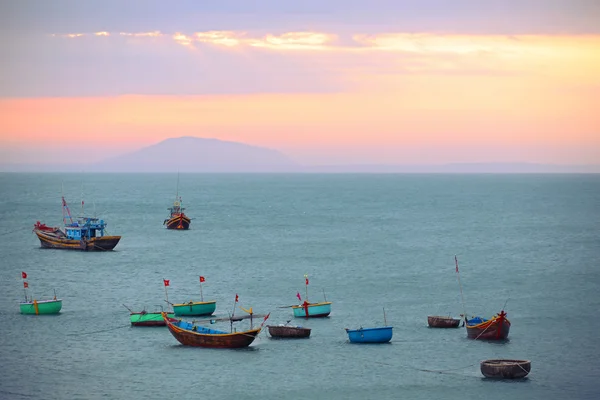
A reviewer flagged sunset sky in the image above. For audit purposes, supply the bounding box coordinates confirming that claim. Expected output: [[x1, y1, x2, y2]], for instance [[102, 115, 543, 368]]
[[1, 0, 599, 166]]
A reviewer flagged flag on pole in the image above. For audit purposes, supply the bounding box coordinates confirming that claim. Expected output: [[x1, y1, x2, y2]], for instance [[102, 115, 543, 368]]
[[23, 282, 29, 288], [163, 279, 170, 287], [304, 274, 309, 285], [235, 294, 239, 302], [22, 272, 27, 279], [296, 292, 302, 301], [455, 256, 459, 273], [199, 276, 206, 283], [263, 312, 270, 322]]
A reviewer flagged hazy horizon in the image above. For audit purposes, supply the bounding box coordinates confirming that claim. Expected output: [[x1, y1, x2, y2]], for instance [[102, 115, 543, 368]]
[[1, 1, 599, 167]]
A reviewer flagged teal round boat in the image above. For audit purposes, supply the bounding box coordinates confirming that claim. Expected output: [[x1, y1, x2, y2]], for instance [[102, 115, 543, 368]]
[[19, 299, 62, 315], [173, 300, 216, 316]]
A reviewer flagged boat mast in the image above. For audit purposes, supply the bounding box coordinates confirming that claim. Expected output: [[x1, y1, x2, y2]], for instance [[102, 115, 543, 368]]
[[455, 255, 468, 322], [383, 307, 387, 326], [175, 171, 180, 202], [61, 183, 73, 225], [304, 274, 309, 302]]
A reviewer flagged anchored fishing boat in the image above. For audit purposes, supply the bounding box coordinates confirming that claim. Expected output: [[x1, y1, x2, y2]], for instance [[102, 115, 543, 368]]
[[19, 272, 62, 315], [33, 196, 120, 251], [455, 256, 511, 340], [165, 276, 217, 316], [124, 305, 175, 327], [346, 308, 393, 343], [268, 322, 311, 339], [290, 275, 332, 318], [427, 315, 461, 328], [164, 173, 191, 230], [480, 359, 531, 379], [161, 295, 270, 348]]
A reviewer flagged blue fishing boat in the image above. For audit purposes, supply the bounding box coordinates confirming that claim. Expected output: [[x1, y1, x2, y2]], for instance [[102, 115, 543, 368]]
[[345, 326, 393, 343], [33, 196, 120, 251]]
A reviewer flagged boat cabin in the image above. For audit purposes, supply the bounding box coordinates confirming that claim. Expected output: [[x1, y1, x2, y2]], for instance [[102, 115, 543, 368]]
[[64, 218, 107, 240]]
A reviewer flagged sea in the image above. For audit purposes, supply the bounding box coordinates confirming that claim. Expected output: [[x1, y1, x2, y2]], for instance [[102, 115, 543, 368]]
[[0, 173, 598, 400]]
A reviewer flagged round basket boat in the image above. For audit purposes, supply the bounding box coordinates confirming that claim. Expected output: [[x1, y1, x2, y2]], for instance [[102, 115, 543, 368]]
[[480, 359, 531, 379]]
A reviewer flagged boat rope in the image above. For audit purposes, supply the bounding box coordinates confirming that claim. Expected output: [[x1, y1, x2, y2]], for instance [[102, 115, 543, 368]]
[[64, 323, 130, 336]]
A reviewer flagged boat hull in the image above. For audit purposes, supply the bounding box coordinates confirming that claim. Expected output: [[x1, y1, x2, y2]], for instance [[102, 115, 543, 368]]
[[466, 312, 511, 340], [165, 215, 191, 230], [130, 311, 175, 326], [172, 301, 216, 316], [480, 359, 531, 379], [20, 299, 62, 315], [292, 302, 332, 318], [267, 325, 311, 338], [346, 326, 393, 343], [34, 230, 121, 251], [427, 316, 461, 328], [163, 313, 260, 348]]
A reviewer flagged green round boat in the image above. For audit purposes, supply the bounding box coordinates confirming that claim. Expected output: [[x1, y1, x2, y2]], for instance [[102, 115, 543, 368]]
[[20, 299, 62, 315], [172, 300, 216, 316]]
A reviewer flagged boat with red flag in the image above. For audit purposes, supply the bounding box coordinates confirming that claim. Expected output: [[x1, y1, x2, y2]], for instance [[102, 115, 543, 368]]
[[33, 196, 120, 251], [286, 275, 332, 318]]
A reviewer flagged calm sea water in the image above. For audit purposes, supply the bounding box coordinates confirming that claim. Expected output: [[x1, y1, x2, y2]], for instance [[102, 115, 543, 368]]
[[0, 173, 598, 400]]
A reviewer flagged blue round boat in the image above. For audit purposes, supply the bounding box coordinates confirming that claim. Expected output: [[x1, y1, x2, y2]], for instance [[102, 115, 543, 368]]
[[345, 326, 393, 343]]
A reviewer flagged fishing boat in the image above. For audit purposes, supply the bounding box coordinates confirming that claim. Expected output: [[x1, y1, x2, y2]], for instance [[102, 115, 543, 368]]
[[267, 323, 311, 339], [19, 272, 62, 315], [480, 359, 531, 379], [427, 315, 461, 328], [290, 275, 332, 318], [172, 300, 217, 316], [454, 256, 511, 340], [33, 196, 120, 251], [466, 311, 511, 340], [124, 305, 175, 327], [20, 298, 62, 315], [161, 311, 266, 348], [345, 308, 392, 343], [163, 173, 191, 230]]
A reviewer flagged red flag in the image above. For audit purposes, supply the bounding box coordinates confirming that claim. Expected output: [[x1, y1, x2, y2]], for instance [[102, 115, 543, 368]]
[[199, 276, 206, 283], [296, 292, 302, 301], [163, 279, 170, 287], [23, 282, 29, 288], [22, 272, 27, 279], [304, 274, 309, 285], [455, 256, 459, 273], [235, 294, 239, 303], [263, 312, 270, 322]]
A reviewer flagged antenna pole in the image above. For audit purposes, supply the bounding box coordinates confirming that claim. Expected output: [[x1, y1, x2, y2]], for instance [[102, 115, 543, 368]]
[[304, 274, 309, 303], [199, 277, 204, 302], [455, 255, 468, 323]]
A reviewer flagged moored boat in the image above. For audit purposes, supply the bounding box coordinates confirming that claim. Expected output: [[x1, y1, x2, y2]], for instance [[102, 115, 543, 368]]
[[20, 298, 62, 315], [292, 301, 332, 318], [346, 326, 393, 343], [161, 312, 262, 348], [172, 300, 217, 317], [480, 359, 531, 379], [130, 310, 175, 326], [466, 311, 511, 340], [268, 325, 311, 338], [427, 315, 461, 328], [33, 196, 120, 251]]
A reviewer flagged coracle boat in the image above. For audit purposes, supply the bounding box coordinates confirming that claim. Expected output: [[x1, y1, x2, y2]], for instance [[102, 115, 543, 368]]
[[346, 326, 393, 343], [466, 311, 511, 340], [290, 275, 332, 318], [480, 359, 531, 379], [33, 196, 120, 251], [268, 324, 311, 339], [163, 173, 191, 230], [20, 298, 62, 315], [427, 315, 461, 328], [172, 300, 216, 317], [162, 312, 262, 348]]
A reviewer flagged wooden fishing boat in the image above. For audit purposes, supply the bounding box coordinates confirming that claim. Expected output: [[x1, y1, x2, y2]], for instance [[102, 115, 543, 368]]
[[346, 327, 393, 343], [130, 310, 175, 326], [268, 325, 311, 338], [292, 301, 332, 318], [480, 359, 531, 379], [466, 310, 511, 340], [161, 312, 261, 348], [172, 300, 217, 316], [164, 174, 191, 230], [20, 298, 62, 315], [427, 315, 461, 328], [33, 195, 120, 251]]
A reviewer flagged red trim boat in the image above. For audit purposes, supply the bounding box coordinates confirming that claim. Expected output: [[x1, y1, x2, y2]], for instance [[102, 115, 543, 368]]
[[466, 311, 511, 340]]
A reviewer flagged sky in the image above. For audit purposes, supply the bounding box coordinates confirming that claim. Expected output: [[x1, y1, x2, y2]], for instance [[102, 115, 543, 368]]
[[0, 0, 599, 167]]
